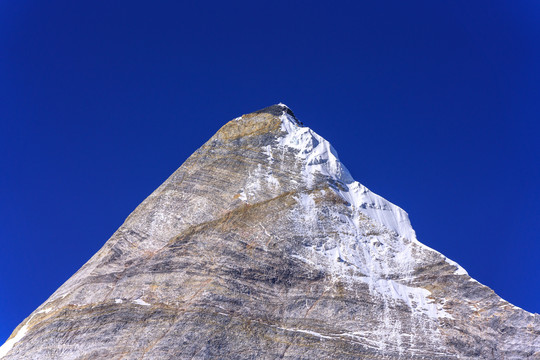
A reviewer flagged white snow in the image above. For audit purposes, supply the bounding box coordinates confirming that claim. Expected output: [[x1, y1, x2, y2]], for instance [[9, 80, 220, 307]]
[[0, 324, 29, 358], [278, 110, 413, 242], [115, 298, 123, 304], [0, 303, 57, 358], [265, 173, 280, 188], [445, 257, 468, 276], [263, 145, 274, 164], [132, 298, 150, 306], [277, 109, 468, 321], [277, 326, 334, 340], [237, 190, 247, 202]]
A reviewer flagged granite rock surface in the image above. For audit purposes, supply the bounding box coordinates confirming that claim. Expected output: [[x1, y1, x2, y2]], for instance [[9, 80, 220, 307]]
[[1, 104, 539, 359]]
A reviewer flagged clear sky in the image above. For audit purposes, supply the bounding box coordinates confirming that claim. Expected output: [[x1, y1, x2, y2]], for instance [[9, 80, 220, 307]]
[[1, 0, 539, 342]]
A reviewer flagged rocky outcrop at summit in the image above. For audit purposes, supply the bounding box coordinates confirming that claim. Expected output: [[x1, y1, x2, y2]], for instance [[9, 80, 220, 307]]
[[1, 104, 538, 359]]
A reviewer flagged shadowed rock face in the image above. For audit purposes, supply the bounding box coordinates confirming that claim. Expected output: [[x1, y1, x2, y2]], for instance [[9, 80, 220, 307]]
[[1, 104, 538, 359]]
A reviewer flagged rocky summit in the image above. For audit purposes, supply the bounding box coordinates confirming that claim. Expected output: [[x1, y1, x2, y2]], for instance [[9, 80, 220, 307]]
[[1, 104, 538, 359]]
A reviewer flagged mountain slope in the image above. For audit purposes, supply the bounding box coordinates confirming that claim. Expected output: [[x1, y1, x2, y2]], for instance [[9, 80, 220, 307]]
[[1, 104, 538, 359]]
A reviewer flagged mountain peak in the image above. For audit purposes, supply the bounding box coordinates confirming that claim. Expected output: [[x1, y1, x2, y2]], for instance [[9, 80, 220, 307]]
[[251, 103, 300, 124], [212, 103, 301, 142], [1, 105, 538, 359]]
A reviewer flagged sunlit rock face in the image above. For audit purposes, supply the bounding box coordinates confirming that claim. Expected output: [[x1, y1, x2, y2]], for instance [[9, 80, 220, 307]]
[[1, 104, 538, 359]]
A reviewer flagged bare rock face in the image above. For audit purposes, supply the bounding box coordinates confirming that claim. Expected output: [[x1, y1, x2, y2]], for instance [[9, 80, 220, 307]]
[[1, 104, 538, 359]]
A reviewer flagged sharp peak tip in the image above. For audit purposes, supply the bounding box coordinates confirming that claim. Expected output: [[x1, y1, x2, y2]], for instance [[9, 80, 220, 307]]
[[251, 104, 302, 124]]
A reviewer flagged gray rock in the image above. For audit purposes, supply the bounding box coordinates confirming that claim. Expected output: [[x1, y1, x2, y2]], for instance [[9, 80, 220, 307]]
[[1, 104, 538, 359]]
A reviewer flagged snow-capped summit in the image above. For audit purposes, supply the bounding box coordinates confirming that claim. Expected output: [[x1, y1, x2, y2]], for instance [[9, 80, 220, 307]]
[[1, 105, 537, 359]]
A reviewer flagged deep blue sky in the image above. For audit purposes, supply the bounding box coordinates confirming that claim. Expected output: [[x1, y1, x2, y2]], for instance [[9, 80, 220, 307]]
[[1, 1, 539, 342]]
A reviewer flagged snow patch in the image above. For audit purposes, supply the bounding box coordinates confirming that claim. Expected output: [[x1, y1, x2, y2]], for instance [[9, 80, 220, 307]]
[[263, 145, 274, 164], [0, 303, 57, 358], [445, 257, 468, 276], [277, 109, 463, 321], [277, 326, 334, 340], [265, 173, 280, 188], [237, 190, 247, 202], [132, 299, 150, 306], [0, 324, 29, 358]]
